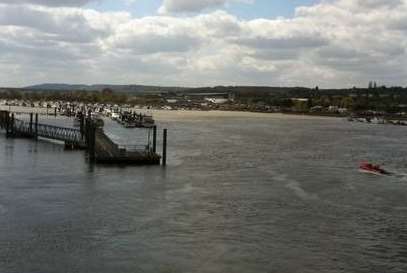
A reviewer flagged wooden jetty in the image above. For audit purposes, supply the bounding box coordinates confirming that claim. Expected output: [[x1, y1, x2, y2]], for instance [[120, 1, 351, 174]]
[[0, 110, 164, 165]]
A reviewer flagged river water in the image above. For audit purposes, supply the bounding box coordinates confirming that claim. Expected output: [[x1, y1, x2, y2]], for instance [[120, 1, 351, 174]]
[[0, 111, 406, 273]]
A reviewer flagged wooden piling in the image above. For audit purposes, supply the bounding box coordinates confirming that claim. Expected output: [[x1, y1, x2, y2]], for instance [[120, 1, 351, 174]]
[[85, 118, 96, 162], [54, 107, 57, 117], [29, 113, 33, 135], [11, 113, 15, 136], [5, 112, 10, 137], [34, 113, 38, 140], [85, 118, 89, 145], [162, 129, 167, 166], [80, 113, 85, 140], [0, 111, 3, 130], [153, 125, 157, 153]]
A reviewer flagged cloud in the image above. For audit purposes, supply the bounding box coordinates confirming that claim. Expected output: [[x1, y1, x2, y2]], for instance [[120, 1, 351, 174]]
[[0, 0, 407, 87], [158, 0, 253, 14], [105, 16, 204, 54], [0, 5, 117, 44], [0, 0, 95, 6]]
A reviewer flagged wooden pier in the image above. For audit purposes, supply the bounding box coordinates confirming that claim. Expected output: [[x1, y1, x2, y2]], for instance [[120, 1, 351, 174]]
[[0, 110, 164, 165]]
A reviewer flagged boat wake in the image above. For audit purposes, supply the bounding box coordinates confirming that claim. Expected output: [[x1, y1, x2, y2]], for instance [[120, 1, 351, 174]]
[[360, 166, 407, 181], [390, 171, 407, 180]]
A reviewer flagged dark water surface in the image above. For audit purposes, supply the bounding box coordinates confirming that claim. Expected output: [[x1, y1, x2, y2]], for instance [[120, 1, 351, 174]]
[[1, 112, 407, 273]]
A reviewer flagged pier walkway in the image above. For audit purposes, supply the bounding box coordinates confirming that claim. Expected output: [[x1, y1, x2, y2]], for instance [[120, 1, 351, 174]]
[[0, 110, 163, 165], [94, 129, 160, 164]]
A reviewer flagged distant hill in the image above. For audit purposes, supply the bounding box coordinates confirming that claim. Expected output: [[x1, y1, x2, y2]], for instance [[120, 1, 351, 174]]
[[25, 83, 93, 91], [23, 83, 318, 97], [24, 83, 316, 96], [20, 83, 407, 97], [24, 83, 188, 94]]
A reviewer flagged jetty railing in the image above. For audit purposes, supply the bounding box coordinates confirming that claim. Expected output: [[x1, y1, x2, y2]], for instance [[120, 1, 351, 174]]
[[13, 118, 83, 144], [118, 144, 150, 152]]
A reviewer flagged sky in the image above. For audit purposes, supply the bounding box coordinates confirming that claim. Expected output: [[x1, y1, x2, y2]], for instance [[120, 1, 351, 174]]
[[87, 0, 318, 20], [0, 0, 406, 88]]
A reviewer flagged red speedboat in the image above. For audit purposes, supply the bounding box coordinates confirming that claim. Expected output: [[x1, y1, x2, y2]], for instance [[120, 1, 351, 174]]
[[359, 162, 391, 175]]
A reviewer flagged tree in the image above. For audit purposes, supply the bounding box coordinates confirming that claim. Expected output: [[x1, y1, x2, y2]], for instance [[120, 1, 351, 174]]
[[102, 88, 113, 95]]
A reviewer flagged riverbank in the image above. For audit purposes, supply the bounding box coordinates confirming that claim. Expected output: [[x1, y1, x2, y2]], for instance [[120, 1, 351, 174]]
[[0, 105, 348, 122], [7, 104, 402, 123]]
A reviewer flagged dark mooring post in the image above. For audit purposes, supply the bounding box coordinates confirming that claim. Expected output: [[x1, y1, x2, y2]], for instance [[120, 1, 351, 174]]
[[5, 112, 10, 137], [0, 112, 3, 129], [85, 118, 89, 146], [34, 113, 38, 140], [153, 125, 157, 153], [10, 113, 15, 136], [29, 113, 33, 135], [85, 118, 96, 162], [162, 128, 167, 166], [80, 114, 85, 140], [54, 107, 57, 117]]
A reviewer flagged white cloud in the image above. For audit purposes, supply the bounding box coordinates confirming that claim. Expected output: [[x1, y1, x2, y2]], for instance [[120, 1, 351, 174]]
[[0, 0, 94, 6], [158, 0, 253, 14], [0, 0, 407, 87]]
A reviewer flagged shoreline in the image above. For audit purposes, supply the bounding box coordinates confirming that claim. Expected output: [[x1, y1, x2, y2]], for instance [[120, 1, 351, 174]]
[[139, 109, 345, 121], [0, 105, 346, 120], [10, 104, 403, 121]]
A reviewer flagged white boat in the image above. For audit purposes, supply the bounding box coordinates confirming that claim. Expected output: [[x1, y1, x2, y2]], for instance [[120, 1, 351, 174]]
[[111, 112, 120, 120], [370, 117, 385, 124]]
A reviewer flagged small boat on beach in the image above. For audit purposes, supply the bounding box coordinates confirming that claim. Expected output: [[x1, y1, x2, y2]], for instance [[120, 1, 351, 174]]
[[114, 111, 155, 128], [359, 162, 391, 175]]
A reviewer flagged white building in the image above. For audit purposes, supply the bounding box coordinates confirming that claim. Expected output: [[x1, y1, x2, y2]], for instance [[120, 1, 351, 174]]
[[205, 98, 229, 104]]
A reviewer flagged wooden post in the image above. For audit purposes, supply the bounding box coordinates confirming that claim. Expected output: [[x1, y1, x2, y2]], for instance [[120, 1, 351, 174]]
[[153, 125, 157, 153], [85, 118, 89, 145], [80, 113, 85, 140], [10, 113, 15, 136], [5, 112, 10, 137], [29, 113, 33, 135], [54, 107, 57, 117], [162, 129, 167, 166], [34, 113, 38, 140], [85, 118, 96, 162]]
